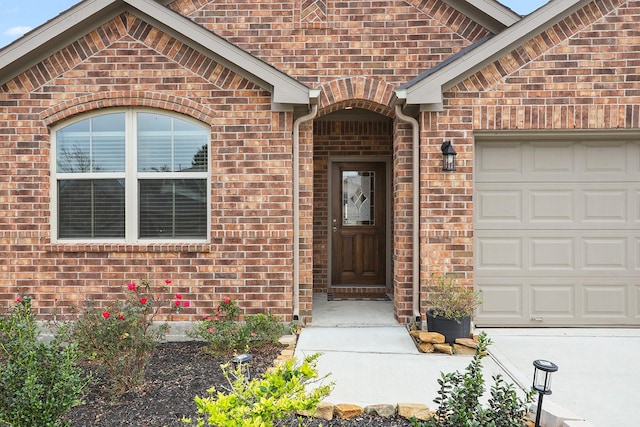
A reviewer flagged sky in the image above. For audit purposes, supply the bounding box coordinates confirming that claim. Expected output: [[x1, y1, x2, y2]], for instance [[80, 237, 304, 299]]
[[0, 0, 549, 49]]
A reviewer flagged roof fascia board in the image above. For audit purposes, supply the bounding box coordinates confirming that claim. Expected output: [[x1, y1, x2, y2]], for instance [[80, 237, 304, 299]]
[[0, 0, 121, 84], [400, 0, 588, 107], [0, 0, 313, 106], [442, 0, 520, 33], [123, 0, 311, 105]]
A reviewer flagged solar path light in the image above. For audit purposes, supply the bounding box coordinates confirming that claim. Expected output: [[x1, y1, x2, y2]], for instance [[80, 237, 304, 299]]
[[532, 359, 558, 427]]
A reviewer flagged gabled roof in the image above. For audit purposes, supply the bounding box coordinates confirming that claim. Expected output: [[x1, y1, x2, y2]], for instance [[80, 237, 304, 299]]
[[443, 0, 521, 33], [396, 0, 589, 109], [0, 0, 316, 106]]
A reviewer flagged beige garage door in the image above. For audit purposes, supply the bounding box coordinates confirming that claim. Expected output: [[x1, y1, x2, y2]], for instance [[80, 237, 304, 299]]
[[475, 133, 640, 326]]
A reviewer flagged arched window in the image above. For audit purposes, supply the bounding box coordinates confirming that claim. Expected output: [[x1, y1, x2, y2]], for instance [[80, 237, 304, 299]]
[[52, 109, 209, 242]]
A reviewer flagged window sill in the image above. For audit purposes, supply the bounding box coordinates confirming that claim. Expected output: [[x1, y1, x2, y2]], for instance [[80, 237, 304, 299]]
[[48, 242, 211, 253]]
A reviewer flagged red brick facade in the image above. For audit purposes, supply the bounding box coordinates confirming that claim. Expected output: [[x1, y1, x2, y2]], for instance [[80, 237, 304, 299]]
[[1, 0, 638, 324]]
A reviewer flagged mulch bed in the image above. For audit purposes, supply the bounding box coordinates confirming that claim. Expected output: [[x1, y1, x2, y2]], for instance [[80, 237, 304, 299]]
[[64, 341, 414, 427]]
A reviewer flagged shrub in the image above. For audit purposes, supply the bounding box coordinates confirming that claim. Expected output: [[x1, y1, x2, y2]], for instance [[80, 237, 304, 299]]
[[183, 353, 333, 427], [63, 279, 187, 395], [413, 332, 533, 427], [189, 297, 291, 354], [426, 274, 481, 320], [0, 296, 87, 427]]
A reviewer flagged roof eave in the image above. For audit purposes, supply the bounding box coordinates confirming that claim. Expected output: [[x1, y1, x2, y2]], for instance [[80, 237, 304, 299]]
[[0, 0, 314, 106], [398, 0, 589, 108], [123, 0, 312, 105], [0, 0, 121, 84], [443, 0, 520, 33]]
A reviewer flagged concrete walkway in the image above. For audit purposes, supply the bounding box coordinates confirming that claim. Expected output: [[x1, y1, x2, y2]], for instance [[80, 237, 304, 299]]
[[484, 328, 640, 427], [294, 326, 507, 408], [303, 296, 640, 426]]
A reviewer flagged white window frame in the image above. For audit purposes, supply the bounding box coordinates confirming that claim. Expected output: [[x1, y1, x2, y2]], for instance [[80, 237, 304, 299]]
[[51, 108, 211, 244]]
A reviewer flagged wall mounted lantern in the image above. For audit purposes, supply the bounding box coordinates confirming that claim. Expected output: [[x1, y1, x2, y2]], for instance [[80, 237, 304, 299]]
[[532, 359, 558, 427], [441, 140, 457, 171]]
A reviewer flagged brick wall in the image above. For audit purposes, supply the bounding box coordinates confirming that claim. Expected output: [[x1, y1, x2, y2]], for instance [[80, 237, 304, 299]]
[[174, 0, 490, 88], [1, 13, 296, 320], [6, 0, 638, 324]]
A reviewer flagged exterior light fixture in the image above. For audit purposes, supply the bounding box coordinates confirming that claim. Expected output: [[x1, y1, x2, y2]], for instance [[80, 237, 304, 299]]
[[532, 359, 558, 427], [441, 140, 457, 171], [232, 353, 253, 382]]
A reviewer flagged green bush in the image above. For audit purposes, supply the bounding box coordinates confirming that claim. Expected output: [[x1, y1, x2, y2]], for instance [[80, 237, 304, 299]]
[[0, 296, 87, 427], [183, 353, 333, 427], [189, 297, 291, 354], [413, 332, 533, 427], [63, 279, 183, 395]]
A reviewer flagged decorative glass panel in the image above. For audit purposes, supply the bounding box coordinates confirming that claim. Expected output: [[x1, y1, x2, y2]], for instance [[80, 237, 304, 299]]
[[139, 179, 207, 238], [342, 171, 375, 226], [58, 179, 125, 238], [137, 113, 209, 172]]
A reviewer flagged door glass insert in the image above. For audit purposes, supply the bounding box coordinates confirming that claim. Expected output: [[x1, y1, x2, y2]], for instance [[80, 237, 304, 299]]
[[342, 170, 375, 226]]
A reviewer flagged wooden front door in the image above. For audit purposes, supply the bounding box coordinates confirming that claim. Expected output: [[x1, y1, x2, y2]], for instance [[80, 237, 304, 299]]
[[331, 161, 386, 287]]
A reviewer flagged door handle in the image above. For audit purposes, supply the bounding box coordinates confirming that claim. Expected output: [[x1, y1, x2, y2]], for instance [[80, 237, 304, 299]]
[[332, 226, 337, 232]]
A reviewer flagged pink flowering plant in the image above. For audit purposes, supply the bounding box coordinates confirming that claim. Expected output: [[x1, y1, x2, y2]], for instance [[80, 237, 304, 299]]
[[189, 297, 290, 355], [63, 279, 190, 395]]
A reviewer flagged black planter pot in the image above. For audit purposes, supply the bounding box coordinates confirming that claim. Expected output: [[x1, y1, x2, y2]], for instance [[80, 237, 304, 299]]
[[426, 310, 471, 344]]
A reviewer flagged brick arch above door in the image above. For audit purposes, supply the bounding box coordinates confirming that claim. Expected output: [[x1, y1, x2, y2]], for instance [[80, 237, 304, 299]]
[[316, 77, 395, 117]]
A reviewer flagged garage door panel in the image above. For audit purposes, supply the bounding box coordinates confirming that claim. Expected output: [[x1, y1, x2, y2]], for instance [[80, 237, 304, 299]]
[[479, 231, 635, 275], [530, 141, 575, 175], [530, 238, 574, 270], [475, 137, 640, 326], [476, 189, 522, 223], [582, 285, 627, 317], [584, 141, 628, 174], [583, 190, 627, 223], [582, 237, 627, 270], [475, 142, 522, 178], [476, 237, 522, 270], [530, 190, 574, 223], [531, 284, 576, 318], [476, 281, 524, 321]]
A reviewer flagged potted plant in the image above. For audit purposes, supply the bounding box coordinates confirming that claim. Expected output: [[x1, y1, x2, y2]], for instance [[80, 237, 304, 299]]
[[425, 274, 481, 343]]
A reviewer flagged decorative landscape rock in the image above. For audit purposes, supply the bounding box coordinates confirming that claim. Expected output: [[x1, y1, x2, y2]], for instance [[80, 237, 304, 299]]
[[411, 328, 481, 355], [335, 403, 364, 419], [418, 342, 435, 353], [433, 343, 454, 355], [410, 330, 445, 344], [455, 337, 478, 348], [364, 404, 396, 417], [278, 334, 297, 349], [298, 401, 335, 420], [453, 343, 477, 355], [397, 403, 432, 421]]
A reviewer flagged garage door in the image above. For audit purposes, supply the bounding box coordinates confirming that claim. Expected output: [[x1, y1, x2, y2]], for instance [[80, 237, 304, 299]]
[[475, 133, 640, 326]]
